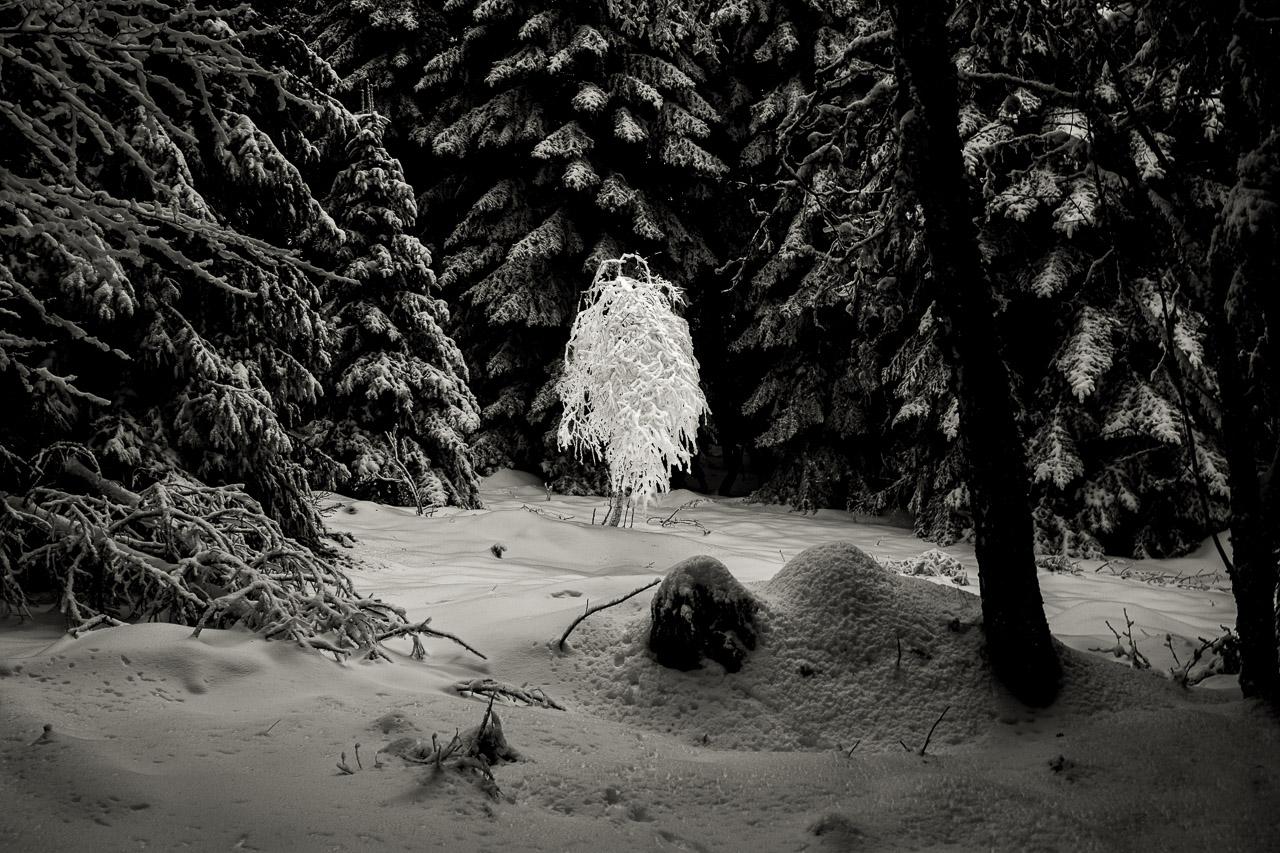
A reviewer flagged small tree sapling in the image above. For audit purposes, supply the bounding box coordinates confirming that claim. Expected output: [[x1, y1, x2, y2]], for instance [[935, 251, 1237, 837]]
[[557, 255, 710, 526]]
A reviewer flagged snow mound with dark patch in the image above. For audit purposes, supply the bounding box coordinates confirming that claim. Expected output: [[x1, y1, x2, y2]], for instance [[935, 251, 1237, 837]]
[[556, 541, 1170, 752]]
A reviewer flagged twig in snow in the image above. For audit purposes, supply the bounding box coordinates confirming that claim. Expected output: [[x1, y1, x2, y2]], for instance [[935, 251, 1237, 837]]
[[646, 500, 713, 535], [1165, 627, 1240, 687], [453, 677, 566, 710], [900, 706, 951, 756], [1089, 608, 1150, 669], [376, 618, 487, 660], [557, 578, 661, 650], [260, 719, 282, 736], [919, 706, 950, 756], [522, 504, 574, 520], [478, 692, 496, 741], [69, 613, 124, 637]]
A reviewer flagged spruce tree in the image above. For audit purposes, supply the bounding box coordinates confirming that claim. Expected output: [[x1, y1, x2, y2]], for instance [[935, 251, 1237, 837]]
[[1078, 0, 1280, 700], [713, 1, 962, 525], [281, 0, 449, 160], [418, 0, 725, 487], [721, 0, 1227, 558], [305, 113, 482, 510], [711, 0, 897, 511], [0, 1, 469, 655], [0, 1, 344, 546], [952, 0, 1229, 558]]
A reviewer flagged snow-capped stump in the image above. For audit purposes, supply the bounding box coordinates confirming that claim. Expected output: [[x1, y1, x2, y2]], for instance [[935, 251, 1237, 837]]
[[648, 555, 759, 673]]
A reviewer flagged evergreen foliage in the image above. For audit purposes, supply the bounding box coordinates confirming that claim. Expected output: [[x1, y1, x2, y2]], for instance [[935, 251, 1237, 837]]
[[0, 0, 344, 548], [0, 1, 467, 655], [304, 114, 482, 510], [5, 0, 1267, 652], [417, 0, 724, 489], [283, 0, 449, 155], [712, 0, 898, 513], [718, 0, 1227, 556]]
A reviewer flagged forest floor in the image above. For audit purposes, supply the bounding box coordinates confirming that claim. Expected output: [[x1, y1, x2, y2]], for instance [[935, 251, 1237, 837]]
[[1, 470, 1276, 852]]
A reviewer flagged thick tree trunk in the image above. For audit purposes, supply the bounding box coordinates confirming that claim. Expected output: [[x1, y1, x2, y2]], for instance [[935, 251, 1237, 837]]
[[1209, 143, 1280, 703], [1202, 2, 1280, 704], [892, 0, 1060, 705]]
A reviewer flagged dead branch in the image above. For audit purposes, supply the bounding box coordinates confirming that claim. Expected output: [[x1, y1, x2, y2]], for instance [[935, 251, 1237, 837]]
[[557, 578, 660, 651], [453, 677, 565, 710], [521, 504, 574, 521], [384, 429, 425, 516], [377, 619, 487, 661], [647, 500, 713, 535], [1166, 627, 1240, 687]]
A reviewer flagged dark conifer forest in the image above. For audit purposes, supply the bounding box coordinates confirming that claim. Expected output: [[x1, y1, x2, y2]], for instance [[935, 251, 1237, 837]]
[[2, 3, 1279, 849]]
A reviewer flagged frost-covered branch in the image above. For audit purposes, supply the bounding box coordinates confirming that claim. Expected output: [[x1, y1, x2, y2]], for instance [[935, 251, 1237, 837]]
[[1, 448, 473, 660], [557, 255, 710, 522]]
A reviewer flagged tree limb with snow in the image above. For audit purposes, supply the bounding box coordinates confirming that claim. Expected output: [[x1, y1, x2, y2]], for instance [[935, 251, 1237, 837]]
[[557, 254, 710, 525]]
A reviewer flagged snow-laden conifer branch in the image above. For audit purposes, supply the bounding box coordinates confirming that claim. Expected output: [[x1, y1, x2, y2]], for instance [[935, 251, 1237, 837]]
[[1, 448, 474, 659]]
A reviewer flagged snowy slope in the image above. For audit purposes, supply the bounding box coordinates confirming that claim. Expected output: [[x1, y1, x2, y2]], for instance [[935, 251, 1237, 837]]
[[1, 473, 1276, 852]]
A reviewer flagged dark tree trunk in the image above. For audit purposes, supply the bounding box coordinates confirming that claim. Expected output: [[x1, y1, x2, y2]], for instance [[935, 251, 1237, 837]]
[[1209, 186, 1280, 703], [891, 0, 1060, 705], [1207, 18, 1280, 699]]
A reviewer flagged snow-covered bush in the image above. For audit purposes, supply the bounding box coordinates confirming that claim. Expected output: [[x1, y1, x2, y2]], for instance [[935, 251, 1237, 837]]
[[557, 255, 710, 524]]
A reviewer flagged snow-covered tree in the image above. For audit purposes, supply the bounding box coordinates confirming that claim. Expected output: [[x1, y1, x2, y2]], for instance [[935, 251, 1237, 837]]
[[0, 1, 464, 655], [710, 0, 898, 513], [305, 113, 482, 510], [718, 0, 1226, 557], [277, 0, 448, 158], [949, 0, 1229, 558], [418, 0, 724, 486], [557, 255, 709, 524]]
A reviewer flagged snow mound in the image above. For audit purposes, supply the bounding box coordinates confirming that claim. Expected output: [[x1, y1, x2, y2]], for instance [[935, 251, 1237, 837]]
[[479, 468, 546, 494], [767, 540, 899, 610], [555, 542, 1176, 752], [557, 542, 989, 750]]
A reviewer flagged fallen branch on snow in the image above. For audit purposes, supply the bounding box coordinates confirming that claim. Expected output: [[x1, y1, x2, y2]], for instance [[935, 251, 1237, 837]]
[[647, 500, 713, 535], [453, 677, 565, 710], [557, 578, 661, 651]]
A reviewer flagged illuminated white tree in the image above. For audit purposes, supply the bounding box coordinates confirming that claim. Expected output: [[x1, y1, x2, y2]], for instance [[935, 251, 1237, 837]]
[[557, 255, 710, 525]]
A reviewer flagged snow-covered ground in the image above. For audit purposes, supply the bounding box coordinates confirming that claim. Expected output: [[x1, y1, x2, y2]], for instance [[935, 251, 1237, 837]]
[[2, 470, 1276, 851]]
